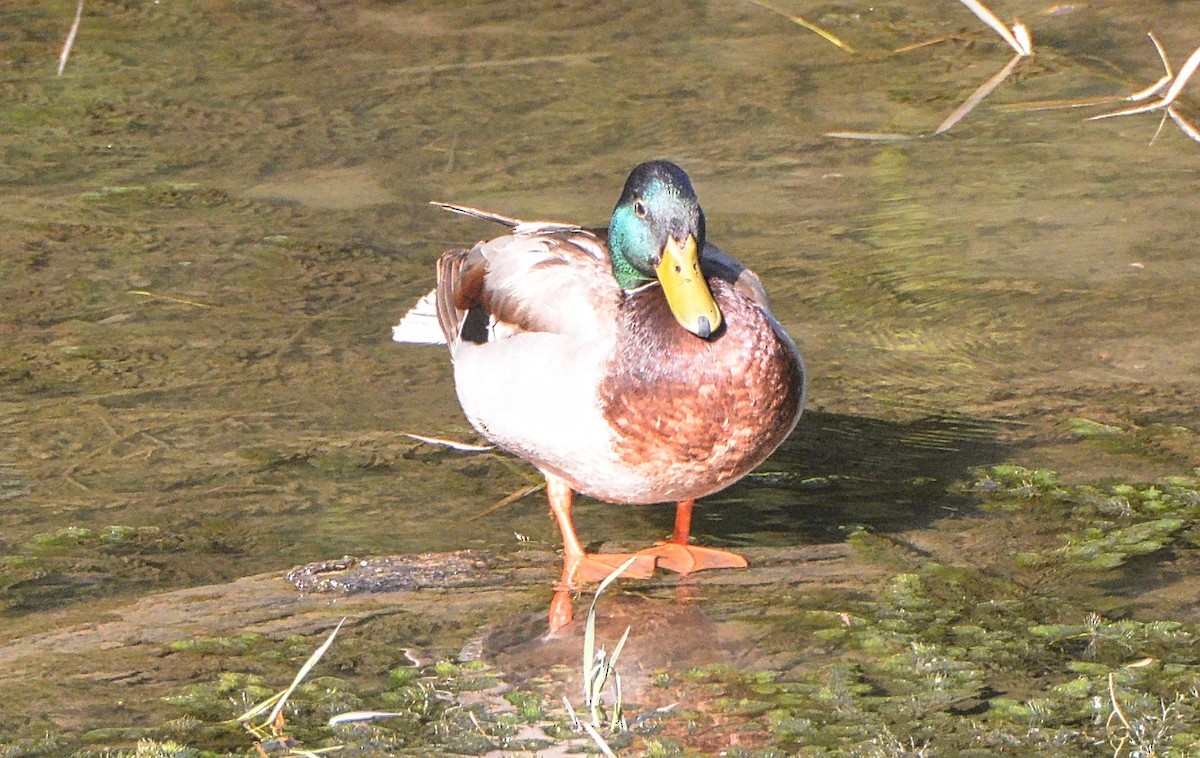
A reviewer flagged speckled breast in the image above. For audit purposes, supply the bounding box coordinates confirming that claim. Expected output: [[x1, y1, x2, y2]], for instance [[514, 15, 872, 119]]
[[594, 278, 806, 502]]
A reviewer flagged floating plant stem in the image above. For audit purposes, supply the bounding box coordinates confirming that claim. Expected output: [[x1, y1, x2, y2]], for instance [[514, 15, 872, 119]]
[[468, 482, 543, 522], [236, 617, 346, 727], [1091, 99, 1171, 121], [1011, 21, 1033, 57], [743, 0, 855, 53], [931, 0, 1033, 135], [996, 95, 1125, 112], [1128, 34, 1172, 101], [1168, 106, 1200, 143], [1128, 74, 1173, 102], [1089, 38, 1200, 144], [1158, 45, 1200, 107], [1148, 110, 1171, 145], [894, 35, 955, 54], [128, 290, 213, 308], [825, 131, 919, 141], [327, 710, 406, 726], [831, 0, 1033, 139], [956, 0, 1031, 57], [401, 432, 494, 452], [934, 52, 1024, 135], [57, 0, 84, 76]]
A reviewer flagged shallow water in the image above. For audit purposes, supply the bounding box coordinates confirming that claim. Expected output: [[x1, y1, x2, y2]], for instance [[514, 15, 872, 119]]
[[2, 0, 1200, 753]]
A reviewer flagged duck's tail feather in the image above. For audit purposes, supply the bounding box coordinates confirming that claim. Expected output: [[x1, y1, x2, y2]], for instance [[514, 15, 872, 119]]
[[431, 201, 582, 236], [430, 202, 522, 228], [391, 288, 447, 345]]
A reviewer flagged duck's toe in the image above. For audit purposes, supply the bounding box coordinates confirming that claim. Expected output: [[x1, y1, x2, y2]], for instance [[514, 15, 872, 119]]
[[570, 552, 657, 583], [636, 542, 748, 575]]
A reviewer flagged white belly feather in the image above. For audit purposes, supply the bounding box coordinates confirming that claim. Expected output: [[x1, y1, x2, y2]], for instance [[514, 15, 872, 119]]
[[451, 333, 659, 503]]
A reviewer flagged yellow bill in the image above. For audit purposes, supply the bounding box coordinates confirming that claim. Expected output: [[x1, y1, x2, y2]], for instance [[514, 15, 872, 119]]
[[655, 234, 722, 339]]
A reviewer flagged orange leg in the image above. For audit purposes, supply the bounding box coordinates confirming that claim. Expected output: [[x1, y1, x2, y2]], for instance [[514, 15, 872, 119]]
[[636, 498, 749, 575], [545, 473, 655, 632]]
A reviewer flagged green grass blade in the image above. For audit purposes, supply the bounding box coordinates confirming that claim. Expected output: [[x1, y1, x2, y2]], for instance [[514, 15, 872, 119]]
[[236, 689, 284, 723], [593, 556, 640, 601], [580, 721, 618, 758], [584, 556, 638, 705], [609, 625, 631, 670], [266, 617, 347, 727], [612, 670, 624, 732], [582, 602, 596, 705], [588, 652, 607, 725]]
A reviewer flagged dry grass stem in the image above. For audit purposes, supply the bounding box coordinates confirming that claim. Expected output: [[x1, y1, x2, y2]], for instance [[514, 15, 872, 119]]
[[401, 433, 494, 452], [997, 95, 1125, 112], [1168, 106, 1200, 143], [833, 0, 1033, 139], [744, 0, 855, 53], [956, 0, 1031, 57], [894, 35, 956, 54], [128, 290, 213, 308], [327, 710, 406, 726], [580, 721, 617, 757], [1012, 21, 1032, 57], [934, 52, 1024, 135], [1128, 74, 1173, 102], [824, 131, 918, 141], [236, 618, 347, 728], [1091, 100, 1170, 121], [389, 52, 610, 77], [1089, 36, 1200, 143], [1129, 31, 1175, 102], [468, 482, 543, 522], [1159, 45, 1200, 106], [1148, 110, 1171, 145], [57, 0, 84, 76]]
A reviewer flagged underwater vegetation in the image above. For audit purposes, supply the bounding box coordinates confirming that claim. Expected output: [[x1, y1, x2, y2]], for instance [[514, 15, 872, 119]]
[[6, 464, 1197, 756]]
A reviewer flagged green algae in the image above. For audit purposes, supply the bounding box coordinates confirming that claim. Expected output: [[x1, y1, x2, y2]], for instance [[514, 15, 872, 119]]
[[572, 467, 1200, 755], [6, 462, 1200, 756], [968, 465, 1200, 576], [158, 647, 555, 755], [645, 560, 1200, 755], [0, 523, 196, 612], [6, 456, 1200, 755]]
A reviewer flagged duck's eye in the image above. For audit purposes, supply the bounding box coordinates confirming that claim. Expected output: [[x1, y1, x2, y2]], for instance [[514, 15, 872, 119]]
[[633, 200, 648, 218]]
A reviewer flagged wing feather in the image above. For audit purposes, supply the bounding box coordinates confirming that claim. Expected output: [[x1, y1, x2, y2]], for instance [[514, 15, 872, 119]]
[[399, 207, 775, 358], [701, 244, 772, 311], [430, 226, 620, 352]]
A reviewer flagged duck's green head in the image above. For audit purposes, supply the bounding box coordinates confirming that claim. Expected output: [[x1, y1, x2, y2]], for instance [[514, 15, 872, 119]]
[[608, 160, 722, 339]]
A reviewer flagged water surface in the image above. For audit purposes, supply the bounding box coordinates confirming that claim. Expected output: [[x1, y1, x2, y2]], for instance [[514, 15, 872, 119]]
[[2, 0, 1199, 753]]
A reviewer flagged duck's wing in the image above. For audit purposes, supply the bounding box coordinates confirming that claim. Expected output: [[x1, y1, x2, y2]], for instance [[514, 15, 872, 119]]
[[432, 224, 621, 352], [700, 243, 773, 311], [393, 207, 620, 348]]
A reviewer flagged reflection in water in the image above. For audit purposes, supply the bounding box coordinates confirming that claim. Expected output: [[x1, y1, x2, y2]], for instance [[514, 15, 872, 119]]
[[1, 0, 1199, 752]]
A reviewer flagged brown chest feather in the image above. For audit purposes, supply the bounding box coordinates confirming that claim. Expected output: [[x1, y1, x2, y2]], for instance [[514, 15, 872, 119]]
[[598, 280, 803, 486]]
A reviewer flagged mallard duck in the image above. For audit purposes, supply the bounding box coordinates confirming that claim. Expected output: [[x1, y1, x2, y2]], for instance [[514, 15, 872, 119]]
[[393, 161, 806, 632]]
